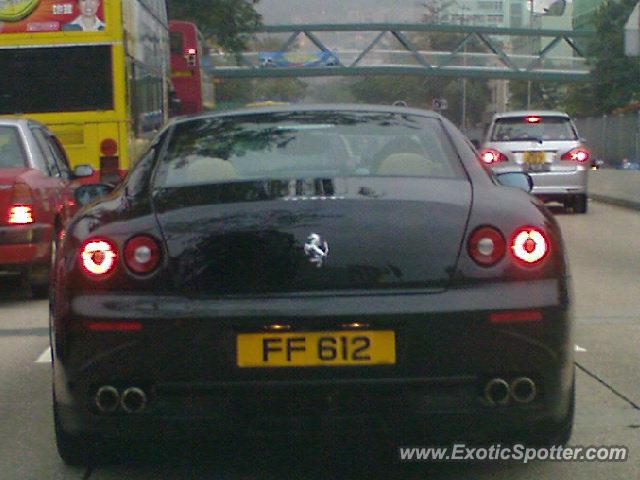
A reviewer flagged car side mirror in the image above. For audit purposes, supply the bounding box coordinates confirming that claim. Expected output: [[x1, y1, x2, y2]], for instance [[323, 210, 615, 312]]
[[73, 164, 94, 178], [496, 172, 533, 192], [74, 183, 114, 207]]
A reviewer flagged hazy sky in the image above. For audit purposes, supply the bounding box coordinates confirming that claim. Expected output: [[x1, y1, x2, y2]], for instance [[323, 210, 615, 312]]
[[255, 0, 561, 24]]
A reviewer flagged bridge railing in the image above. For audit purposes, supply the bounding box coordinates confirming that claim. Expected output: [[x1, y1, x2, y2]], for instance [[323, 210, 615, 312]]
[[206, 23, 596, 82]]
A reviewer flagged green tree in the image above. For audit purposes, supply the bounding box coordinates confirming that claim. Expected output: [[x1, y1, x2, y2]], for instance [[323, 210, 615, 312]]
[[167, 0, 262, 53], [565, 0, 640, 115]]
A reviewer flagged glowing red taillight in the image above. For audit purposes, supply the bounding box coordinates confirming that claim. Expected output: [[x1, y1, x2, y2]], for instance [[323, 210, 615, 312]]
[[80, 238, 117, 276], [468, 226, 506, 266], [7, 183, 34, 224], [123, 235, 161, 274], [511, 227, 549, 264], [478, 148, 508, 165], [561, 148, 590, 163], [8, 205, 34, 224], [525, 116, 541, 123]]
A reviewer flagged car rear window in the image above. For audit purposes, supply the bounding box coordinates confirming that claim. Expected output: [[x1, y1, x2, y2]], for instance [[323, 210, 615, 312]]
[[491, 116, 577, 142], [155, 111, 464, 187], [0, 126, 26, 168]]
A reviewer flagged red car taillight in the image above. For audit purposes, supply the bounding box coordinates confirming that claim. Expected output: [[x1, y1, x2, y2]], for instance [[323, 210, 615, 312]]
[[7, 183, 34, 224], [561, 148, 590, 163], [468, 226, 506, 266], [80, 238, 118, 276], [510, 227, 549, 264], [478, 148, 508, 165], [123, 235, 161, 274], [8, 205, 34, 224]]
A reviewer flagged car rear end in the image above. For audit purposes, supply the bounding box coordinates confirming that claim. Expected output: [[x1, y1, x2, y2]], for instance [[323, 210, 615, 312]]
[[480, 112, 590, 212], [52, 108, 573, 453], [0, 123, 51, 278]]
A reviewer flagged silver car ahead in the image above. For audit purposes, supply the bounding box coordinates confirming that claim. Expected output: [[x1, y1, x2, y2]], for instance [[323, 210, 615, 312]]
[[480, 110, 590, 213]]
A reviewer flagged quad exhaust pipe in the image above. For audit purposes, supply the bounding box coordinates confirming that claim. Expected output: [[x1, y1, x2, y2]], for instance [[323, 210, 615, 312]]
[[94, 385, 148, 413], [483, 377, 537, 406], [510, 377, 537, 404], [121, 387, 148, 413], [95, 386, 120, 413], [483, 378, 510, 405]]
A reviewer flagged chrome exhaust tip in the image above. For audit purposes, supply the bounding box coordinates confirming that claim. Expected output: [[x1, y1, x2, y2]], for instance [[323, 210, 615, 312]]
[[511, 377, 537, 404], [121, 387, 147, 414], [484, 378, 510, 406], [95, 385, 120, 413]]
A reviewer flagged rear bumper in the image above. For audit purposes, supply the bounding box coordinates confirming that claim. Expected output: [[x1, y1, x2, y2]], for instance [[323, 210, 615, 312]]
[[53, 279, 574, 440], [529, 169, 588, 196], [0, 224, 50, 269]]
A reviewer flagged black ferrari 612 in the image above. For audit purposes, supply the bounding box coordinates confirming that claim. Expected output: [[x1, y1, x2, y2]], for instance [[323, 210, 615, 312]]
[[51, 105, 574, 464]]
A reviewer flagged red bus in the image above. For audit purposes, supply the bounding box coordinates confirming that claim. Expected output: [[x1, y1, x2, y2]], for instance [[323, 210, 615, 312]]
[[169, 20, 215, 116]]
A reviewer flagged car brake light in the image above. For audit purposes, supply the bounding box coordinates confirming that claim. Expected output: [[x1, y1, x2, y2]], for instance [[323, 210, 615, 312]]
[[124, 235, 161, 274], [468, 226, 506, 266], [525, 116, 541, 123], [511, 227, 548, 264], [561, 148, 590, 163], [7, 183, 34, 224], [80, 238, 117, 276], [478, 148, 508, 165], [8, 205, 34, 224], [186, 48, 196, 55]]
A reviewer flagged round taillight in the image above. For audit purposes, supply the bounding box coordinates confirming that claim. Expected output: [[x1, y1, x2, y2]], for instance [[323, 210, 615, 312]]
[[100, 138, 118, 156], [468, 226, 506, 266], [124, 235, 161, 274], [511, 227, 549, 264], [561, 148, 590, 163], [478, 148, 507, 165], [80, 239, 117, 276]]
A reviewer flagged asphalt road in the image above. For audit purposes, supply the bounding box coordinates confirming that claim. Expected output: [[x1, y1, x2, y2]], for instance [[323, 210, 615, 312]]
[[0, 201, 638, 479]]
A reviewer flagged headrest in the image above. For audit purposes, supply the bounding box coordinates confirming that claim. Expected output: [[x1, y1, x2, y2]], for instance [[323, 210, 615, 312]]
[[376, 153, 431, 176]]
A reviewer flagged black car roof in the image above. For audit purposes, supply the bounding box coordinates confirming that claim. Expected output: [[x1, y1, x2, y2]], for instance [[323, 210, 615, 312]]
[[169, 104, 442, 126]]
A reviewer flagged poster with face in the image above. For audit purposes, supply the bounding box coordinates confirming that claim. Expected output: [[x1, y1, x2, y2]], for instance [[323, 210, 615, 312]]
[[0, 0, 106, 33]]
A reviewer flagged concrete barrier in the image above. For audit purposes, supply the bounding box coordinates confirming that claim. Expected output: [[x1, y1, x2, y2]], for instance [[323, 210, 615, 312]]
[[588, 169, 640, 210]]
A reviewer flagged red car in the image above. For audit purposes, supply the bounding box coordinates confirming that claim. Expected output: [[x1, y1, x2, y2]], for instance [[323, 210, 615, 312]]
[[0, 118, 92, 294]]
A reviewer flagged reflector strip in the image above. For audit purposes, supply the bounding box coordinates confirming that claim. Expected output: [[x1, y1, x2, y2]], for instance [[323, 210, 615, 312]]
[[86, 321, 143, 331], [490, 310, 542, 323]]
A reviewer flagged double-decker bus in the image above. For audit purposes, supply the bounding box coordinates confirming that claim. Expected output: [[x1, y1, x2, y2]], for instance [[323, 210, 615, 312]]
[[169, 20, 215, 116], [0, 0, 170, 183]]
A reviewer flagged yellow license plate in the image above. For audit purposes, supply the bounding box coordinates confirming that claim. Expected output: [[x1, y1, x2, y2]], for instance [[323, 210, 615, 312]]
[[524, 151, 545, 164], [236, 330, 396, 367]]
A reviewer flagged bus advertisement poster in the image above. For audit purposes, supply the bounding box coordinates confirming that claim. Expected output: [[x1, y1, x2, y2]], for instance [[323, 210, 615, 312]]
[[0, 0, 106, 33]]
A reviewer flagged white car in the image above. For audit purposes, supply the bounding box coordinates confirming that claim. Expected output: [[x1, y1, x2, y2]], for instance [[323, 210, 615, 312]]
[[480, 111, 590, 213]]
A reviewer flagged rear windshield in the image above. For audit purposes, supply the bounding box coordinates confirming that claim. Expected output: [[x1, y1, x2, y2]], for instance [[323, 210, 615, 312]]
[[156, 111, 463, 187], [491, 116, 577, 142], [0, 46, 113, 115], [0, 127, 26, 168]]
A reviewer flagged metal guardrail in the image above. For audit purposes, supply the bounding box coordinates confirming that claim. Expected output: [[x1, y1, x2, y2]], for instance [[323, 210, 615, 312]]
[[205, 23, 596, 82]]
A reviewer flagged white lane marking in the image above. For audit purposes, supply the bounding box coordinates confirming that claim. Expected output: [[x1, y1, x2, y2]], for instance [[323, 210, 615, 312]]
[[36, 347, 51, 363], [575, 345, 587, 352]]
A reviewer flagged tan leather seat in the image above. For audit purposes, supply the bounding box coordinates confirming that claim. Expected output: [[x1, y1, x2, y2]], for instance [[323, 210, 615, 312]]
[[185, 156, 237, 183], [376, 153, 432, 176]]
